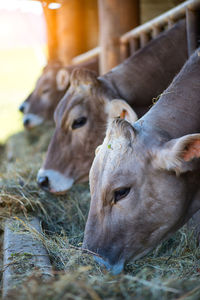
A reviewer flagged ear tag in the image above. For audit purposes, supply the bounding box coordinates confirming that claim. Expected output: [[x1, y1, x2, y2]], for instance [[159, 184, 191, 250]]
[[120, 109, 127, 119]]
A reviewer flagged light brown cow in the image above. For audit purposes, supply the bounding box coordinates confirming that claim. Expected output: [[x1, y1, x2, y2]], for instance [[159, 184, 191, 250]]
[[83, 49, 200, 274], [19, 62, 71, 129], [19, 58, 99, 129], [37, 20, 187, 193]]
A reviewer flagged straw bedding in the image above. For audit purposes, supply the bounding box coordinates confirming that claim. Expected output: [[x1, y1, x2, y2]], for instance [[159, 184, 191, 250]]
[[0, 126, 200, 300]]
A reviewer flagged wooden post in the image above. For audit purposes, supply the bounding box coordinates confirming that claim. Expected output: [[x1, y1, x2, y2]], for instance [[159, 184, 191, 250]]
[[51, 0, 98, 65], [43, 4, 58, 62], [186, 7, 200, 56], [98, 0, 140, 74], [56, 0, 85, 65], [84, 0, 99, 51]]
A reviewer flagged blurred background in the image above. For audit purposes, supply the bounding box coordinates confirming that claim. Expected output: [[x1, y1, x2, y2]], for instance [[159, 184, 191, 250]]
[[0, 0, 46, 142]]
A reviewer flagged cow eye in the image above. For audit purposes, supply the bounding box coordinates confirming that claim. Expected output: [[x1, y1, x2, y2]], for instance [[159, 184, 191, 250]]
[[42, 88, 49, 94], [114, 187, 130, 203], [72, 117, 87, 129]]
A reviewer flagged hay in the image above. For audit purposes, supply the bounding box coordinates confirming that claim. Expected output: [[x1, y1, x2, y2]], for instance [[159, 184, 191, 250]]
[[1, 127, 200, 300]]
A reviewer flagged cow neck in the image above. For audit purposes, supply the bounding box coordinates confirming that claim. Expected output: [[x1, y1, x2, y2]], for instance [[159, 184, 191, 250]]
[[101, 19, 187, 109], [138, 49, 200, 140]]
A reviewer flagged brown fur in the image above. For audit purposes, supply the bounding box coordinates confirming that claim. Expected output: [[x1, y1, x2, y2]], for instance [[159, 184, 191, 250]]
[[38, 20, 188, 193], [83, 49, 200, 272]]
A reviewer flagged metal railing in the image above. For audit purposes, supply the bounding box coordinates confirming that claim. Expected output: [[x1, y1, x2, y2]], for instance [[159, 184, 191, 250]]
[[120, 0, 200, 60], [71, 0, 200, 70]]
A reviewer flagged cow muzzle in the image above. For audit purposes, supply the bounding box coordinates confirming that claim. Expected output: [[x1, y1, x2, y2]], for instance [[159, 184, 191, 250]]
[[94, 255, 124, 275], [19, 102, 27, 113], [23, 114, 44, 129], [37, 169, 74, 194]]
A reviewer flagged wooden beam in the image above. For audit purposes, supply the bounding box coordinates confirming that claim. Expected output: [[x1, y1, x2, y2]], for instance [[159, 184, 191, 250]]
[[98, 0, 140, 74], [72, 47, 100, 65]]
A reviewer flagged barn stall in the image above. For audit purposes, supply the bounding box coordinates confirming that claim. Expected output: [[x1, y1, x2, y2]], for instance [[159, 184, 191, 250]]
[[1, 0, 200, 299]]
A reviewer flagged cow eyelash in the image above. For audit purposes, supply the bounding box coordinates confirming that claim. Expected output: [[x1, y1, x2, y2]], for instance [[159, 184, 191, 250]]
[[113, 187, 130, 204]]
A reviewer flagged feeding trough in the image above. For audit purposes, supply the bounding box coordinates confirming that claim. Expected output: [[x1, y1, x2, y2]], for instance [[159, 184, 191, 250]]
[[2, 217, 52, 298]]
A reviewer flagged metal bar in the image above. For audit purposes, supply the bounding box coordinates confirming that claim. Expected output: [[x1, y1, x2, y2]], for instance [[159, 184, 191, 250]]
[[140, 32, 151, 47], [152, 26, 162, 38], [71, 47, 100, 65], [167, 18, 175, 28], [120, 41, 130, 61], [129, 38, 140, 54], [120, 0, 200, 43]]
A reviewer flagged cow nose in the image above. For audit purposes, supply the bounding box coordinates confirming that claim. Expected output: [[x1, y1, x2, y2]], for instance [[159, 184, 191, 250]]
[[19, 103, 25, 113], [94, 256, 124, 275], [37, 176, 49, 190], [23, 118, 30, 127]]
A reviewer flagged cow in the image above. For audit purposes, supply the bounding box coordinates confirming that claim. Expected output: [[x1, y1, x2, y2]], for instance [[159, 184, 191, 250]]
[[83, 48, 200, 275], [37, 19, 187, 194], [19, 58, 99, 129]]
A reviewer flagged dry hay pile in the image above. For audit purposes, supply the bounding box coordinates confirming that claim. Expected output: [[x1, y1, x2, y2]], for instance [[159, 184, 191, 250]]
[[0, 126, 200, 300]]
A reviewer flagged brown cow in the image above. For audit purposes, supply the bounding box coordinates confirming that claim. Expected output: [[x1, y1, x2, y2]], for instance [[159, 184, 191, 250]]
[[83, 48, 200, 274], [19, 58, 99, 129], [37, 19, 187, 194]]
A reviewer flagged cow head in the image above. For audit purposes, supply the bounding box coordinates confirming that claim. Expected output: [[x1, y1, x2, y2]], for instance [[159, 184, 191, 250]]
[[37, 68, 137, 194], [19, 62, 70, 129], [83, 103, 200, 274]]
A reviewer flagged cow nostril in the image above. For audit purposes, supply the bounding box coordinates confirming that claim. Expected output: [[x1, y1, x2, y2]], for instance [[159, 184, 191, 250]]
[[19, 104, 25, 113], [37, 176, 49, 190], [23, 118, 30, 127]]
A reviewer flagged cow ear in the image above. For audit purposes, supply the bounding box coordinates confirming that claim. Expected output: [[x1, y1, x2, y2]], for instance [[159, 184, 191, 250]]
[[107, 99, 138, 123], [56, 69, 70, 91], [153, 134, 200, 174], [70, 68, 98, 87]]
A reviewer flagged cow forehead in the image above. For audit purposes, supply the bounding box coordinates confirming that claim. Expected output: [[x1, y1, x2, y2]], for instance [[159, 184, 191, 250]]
[[63, 86, 100, 115], [94, 134, 133, 176]]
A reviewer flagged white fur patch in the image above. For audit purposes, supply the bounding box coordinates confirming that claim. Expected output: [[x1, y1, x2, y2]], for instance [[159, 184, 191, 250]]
[[95, 134, 130, 175], [37, 169, 74, 193], [23, 113, 44, 128]]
